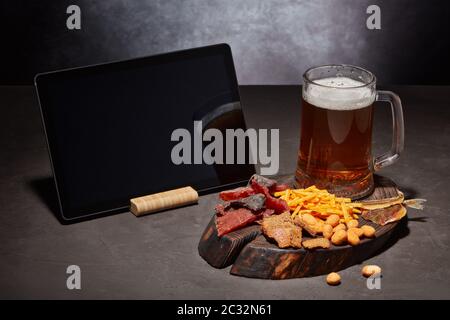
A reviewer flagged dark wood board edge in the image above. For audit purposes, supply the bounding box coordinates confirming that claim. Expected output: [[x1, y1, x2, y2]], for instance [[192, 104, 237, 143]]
[[230, 219, 399, 279]]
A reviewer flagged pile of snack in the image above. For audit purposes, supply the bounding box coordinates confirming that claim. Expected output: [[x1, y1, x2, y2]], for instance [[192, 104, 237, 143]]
[[265, 185, 377, 249], [214, 174, 423, 250], [214, 175, 289, 237]]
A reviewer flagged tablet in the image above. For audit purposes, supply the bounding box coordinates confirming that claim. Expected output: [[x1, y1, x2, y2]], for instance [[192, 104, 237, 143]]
[[35, 44, 255, 221]]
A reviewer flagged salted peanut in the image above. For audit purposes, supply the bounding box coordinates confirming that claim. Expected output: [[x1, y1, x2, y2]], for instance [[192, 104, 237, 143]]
[[315, 219, 325, 233], [331, 229, 347, 246], [348, 227, 364, 238], [361, 225, 376, 238], [294, 214, 323, 236], [302, 237, 331, 249], [326, 272, 341, 286], [323, 224, 333, 239], [315, 218, 325, 225], [346, 219, 359, 229], [302, 213, 317, 225], [325, 214, 340, 227], [347, 229, 360, 246], [333, 223, 346, 233], [362, 265, 382, 277]]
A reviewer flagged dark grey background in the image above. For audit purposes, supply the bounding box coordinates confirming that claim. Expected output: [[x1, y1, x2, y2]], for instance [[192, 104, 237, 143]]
[[1, 0, 449, 85]]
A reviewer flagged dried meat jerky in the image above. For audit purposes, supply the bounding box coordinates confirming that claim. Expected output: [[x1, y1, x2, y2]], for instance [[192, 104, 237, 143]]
[[249, 174, 277, 189], [250, 178, 289, 214], [214, 175, 292, 236], [258, 208, 275, 218], [271, 183, 290, 192], [227, 194, 266, 212], [265, 195, 290, 214], [215, 208, 258, 237], [249, 174, 291, 193], [219, 187, 256, 201]]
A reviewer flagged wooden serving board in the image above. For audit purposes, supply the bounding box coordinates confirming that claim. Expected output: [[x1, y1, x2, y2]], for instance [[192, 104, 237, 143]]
[[198, 175, 402, 279]]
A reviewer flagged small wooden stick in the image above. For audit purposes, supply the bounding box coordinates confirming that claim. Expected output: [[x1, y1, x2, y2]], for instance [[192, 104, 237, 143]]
[[130, 186, 198, 216]]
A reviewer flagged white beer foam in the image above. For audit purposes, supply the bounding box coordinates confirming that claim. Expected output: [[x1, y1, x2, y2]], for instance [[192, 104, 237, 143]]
[[304, 77, 375, 110]]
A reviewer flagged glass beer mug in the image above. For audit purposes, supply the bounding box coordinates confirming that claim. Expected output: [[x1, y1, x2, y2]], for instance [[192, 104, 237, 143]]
[[295, 65, 404, 198]]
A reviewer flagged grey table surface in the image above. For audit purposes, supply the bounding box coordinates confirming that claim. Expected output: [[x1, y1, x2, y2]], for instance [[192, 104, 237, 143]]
[[0, 85, 449, 299]]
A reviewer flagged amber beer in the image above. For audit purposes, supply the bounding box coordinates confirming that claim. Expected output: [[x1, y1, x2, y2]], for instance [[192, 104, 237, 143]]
[[295, 65, 404, 199], [296, 87, 374, 197]]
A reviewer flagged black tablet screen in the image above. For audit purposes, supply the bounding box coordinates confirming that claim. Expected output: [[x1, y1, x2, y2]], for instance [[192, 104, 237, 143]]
[[35, 44, 254, 220]]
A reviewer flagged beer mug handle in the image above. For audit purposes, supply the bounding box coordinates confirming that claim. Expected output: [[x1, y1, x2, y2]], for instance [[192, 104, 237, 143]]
[[373, 91, 404, 171]]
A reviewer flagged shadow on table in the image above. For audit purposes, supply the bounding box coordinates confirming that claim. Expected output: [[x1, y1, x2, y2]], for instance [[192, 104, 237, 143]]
[[27, 176, 125, 225], [27, 176, 63, 223], [371, 218, 409, 258], [400, 186, 420, 199]]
